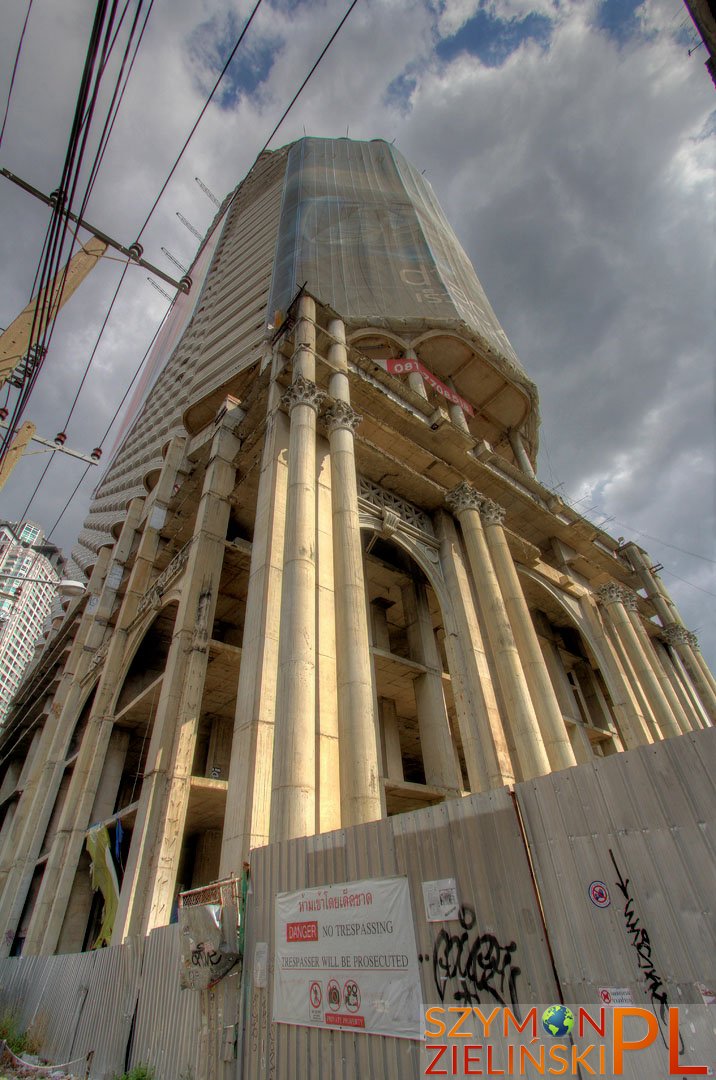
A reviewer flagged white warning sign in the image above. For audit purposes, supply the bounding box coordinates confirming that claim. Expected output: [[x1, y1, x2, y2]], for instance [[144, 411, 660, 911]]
[[598, 986, 635, 1006], [273, 876, 422, 1039]]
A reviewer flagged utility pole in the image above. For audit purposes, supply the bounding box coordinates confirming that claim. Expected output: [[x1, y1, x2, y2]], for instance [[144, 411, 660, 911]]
[[0, 422, 35, 491]]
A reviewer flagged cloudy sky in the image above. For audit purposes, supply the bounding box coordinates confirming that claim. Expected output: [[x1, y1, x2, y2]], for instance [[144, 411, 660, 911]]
[[1, 0, 714, 664]]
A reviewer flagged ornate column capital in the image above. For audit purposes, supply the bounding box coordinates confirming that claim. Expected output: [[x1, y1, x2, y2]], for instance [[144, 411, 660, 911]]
[[281, 374, 326, 414], [324, 399, 362, 434], [445, 481, 483, 515], [619, 588, 639, 612], [597, 582, 627, 607], [479, 498, 507, 527], [661, 623, 691, 647]]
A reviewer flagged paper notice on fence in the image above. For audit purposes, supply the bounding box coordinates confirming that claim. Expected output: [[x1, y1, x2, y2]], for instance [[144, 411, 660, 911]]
[[273, 876, 422, 1040], [422, 878, 459, 922]]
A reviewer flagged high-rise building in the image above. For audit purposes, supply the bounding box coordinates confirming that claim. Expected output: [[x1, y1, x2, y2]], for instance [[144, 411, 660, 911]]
[[0, 138, 713, 958], [0, 521, 60, 727]]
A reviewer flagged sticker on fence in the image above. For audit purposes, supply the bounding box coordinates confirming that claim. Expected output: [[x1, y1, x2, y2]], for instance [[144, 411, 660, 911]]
[[588, 881, 610, 908], [598, 986, 634, 1006], [422, 878, 459, 922], [273, 876, 422, 1039]]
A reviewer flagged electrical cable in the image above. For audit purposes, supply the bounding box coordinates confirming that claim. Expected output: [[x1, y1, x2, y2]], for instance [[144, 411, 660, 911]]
[[0, 0, 115, 461], [20, 0, 361, 525], [134, 0, 264, 242], [256, 0, 361, 157], [1, 0, 152, 473], [0, 0, 35, 149], [661, 568, 716, 600], [47, 463, 92, 539]]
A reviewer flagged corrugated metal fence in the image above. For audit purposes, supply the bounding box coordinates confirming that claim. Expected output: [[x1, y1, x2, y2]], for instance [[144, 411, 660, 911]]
[[0, 729, 713, 1079]]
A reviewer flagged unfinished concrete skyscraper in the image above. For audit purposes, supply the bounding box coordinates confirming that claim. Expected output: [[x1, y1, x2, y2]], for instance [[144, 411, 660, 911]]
[[0, 137, 713, 958]]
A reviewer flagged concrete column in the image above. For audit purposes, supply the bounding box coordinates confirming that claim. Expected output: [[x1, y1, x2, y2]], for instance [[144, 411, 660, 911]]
[[402, 578, 462, 792], [597, 584, 681, 739], [480, 498, 576, 771], [578, 595, 653, 749], [219, 391, 289, 873], [662, 625, 716, 724], [623, 606, 693, 735], [508, 430, 536, 479], [379, 698, 404, 781], [89, 729, 130, 824], [624, 544, 716, 722], [687, 631, 716, 701], [316, 436, 340, 834], [446, 378, 471, 436], [270, 297, 325, 842], [0, 546, 113, 953], [405, 349, 428, 400], [128, 418, 239, 936], [22, 498, 146, 955], [436, 512, 513, 790], [324, 316, 382, 827], [446, 482, 550, 780], [654, 639, 705, 730]]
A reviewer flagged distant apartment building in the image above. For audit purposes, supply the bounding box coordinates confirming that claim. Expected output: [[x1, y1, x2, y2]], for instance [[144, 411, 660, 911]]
[[0, 521, 60, 726]]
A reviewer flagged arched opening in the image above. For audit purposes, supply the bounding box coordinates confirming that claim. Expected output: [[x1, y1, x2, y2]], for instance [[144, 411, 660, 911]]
[[519, 573, 622, 760], [362, 531, 466, 814]]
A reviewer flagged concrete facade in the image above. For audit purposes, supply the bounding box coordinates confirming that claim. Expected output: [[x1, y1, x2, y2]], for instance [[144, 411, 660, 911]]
[[0, 138, 712, 958]]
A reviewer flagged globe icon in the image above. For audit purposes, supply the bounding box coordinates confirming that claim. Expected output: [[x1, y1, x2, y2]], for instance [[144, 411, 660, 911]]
[[542, 1005, 575, 1038]]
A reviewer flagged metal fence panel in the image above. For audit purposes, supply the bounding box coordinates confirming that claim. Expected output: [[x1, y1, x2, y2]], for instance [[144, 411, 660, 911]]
[[516, 728, 716, 1079], [129, 924, 202, 1080], [0, 940, 142, 1078], [239, 785, 559, 1080]]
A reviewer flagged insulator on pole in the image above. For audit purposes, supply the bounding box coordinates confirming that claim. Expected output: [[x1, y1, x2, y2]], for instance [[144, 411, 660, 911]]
[[54, 431, 67, 446]]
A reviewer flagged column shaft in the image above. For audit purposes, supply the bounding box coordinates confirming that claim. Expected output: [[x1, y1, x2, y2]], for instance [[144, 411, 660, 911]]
[[325, 317, 382, 826], [481, 502, 576, 771], [219, 394, 289, 872], [128, 422, 238, 936], [446, 484, 550, 780], [22, 498, 146, 954], [270, 296, 323, 841], [436, 512, 513, 789], [0, 547, 112, 921], [626, 612, 692, 735], [402, 578, 462, 792], [598, 586, 681, 739], [579, 596, 652, 748]]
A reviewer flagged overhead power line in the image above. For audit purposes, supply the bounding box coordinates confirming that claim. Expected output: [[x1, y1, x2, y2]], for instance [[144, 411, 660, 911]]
[[256, 0, 362, 157], [0, 0, 35, 149], [134, 0, 265, 242]]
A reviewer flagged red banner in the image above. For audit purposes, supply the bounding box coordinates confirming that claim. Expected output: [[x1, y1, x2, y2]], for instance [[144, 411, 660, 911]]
[[378, 357, 474, 417]]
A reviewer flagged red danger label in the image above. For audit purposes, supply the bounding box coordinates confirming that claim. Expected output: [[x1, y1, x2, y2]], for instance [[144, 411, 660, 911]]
[[286, 920, 318, 942], [325, 1014, 365, 1029]]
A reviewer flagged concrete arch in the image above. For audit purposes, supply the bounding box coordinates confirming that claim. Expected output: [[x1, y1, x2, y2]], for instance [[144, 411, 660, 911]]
[[110, 598, 179, 717], [517, 566, 624, 721], [348, 328, 410, 353], [358, 512, 455, 631]]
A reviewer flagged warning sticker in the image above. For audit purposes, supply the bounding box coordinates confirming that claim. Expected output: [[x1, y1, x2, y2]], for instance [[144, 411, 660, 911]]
[[599, 987, 635, 1006]]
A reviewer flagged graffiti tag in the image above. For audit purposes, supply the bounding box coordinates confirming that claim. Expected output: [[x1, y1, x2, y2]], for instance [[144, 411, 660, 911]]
[[432, 905, 521, 1015], [609, 849, 682, 1053]]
